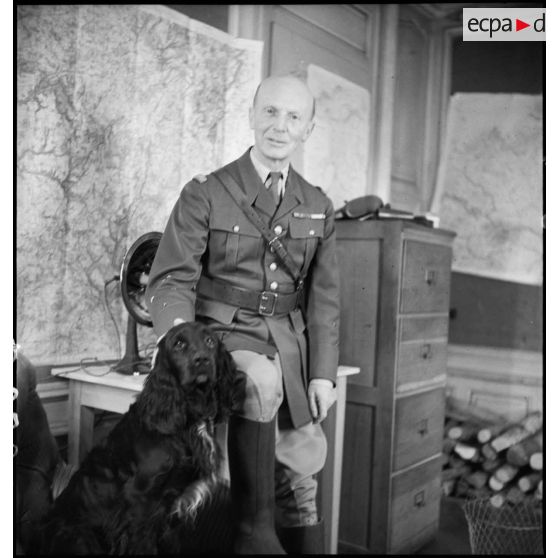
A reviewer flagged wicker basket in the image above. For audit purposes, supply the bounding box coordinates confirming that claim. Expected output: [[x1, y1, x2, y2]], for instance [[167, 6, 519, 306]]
[[463, 498, 543, 555]]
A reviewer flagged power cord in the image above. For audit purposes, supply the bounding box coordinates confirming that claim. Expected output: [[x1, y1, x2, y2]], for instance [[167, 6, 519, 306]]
[[51, 357, 118, 378]]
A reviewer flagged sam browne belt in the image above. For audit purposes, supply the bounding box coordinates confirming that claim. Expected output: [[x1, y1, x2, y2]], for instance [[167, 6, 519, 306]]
[[197, 276, 301, 317]]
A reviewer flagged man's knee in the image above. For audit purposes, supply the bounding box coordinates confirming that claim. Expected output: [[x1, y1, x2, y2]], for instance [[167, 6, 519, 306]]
[[231, 351, 283, 422]]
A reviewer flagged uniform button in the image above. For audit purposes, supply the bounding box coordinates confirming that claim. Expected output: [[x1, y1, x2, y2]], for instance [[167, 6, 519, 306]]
[[309, 229, 315, 236], [162, 302, 167, 307], [274, 225, 283, 235], [233, 225, 240, 233], [270, 281, 278, 291], [269, 262, 277, 271]]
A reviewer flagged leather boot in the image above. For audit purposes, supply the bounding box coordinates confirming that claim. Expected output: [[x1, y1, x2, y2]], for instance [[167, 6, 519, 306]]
[[277, 519, 325, 555], [228, 415, 286, 554]]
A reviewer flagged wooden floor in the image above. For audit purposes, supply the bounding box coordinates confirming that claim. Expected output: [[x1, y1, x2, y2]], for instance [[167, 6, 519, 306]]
[[415, 497, 472, 555]]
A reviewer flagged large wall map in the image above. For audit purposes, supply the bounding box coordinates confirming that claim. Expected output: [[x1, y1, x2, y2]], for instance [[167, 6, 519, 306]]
[[432, 93, 542, 285], [17, 5, 262, 363]]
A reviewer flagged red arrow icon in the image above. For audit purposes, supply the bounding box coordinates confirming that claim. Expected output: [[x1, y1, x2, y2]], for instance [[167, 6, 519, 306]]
[[516, 18, 530, 31]]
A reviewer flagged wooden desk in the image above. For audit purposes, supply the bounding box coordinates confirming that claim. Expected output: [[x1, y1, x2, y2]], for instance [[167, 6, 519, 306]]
[[53, 363, 359, 554]]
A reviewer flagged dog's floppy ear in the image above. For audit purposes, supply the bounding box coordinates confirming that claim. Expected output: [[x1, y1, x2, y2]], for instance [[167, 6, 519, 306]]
[[136, 330, 188, 434], [214, 339, 245, 423], [150, 332, 170, 374]]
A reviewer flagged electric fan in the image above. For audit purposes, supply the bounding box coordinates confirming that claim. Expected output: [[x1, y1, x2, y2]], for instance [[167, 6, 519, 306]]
[[113, 231, 162, 375]]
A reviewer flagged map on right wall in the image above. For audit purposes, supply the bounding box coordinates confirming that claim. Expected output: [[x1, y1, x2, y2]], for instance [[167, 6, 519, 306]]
[[431, 93, 542, 285]]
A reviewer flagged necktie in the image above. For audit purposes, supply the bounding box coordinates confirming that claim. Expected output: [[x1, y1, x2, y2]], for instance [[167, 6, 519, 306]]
[[267, 171, 283, 206]]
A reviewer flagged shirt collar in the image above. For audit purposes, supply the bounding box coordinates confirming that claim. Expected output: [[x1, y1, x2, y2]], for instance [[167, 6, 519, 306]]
[[249, 147, 290, 185]]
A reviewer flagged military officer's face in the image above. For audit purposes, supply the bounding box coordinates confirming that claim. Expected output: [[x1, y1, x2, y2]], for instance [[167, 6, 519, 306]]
[[249, 76, 315, 169]]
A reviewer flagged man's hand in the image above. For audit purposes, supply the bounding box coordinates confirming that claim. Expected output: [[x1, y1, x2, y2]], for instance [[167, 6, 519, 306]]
[[308, 380, 337, 423]]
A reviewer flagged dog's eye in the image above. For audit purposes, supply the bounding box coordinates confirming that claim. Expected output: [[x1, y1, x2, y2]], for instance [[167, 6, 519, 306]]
[[174, 339, 187, 350], [205, 336, 216, 348]]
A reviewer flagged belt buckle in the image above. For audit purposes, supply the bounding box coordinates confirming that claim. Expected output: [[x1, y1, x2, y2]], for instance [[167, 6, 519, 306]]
[[258, 291, 277, 316]]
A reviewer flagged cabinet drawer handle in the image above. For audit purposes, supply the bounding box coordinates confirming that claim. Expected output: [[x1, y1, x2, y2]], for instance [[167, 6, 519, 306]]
[[420, 344, 432, 359], [425, 269, 436, 285], [417, 419, 428, 436], [414, 490, 426, 508]]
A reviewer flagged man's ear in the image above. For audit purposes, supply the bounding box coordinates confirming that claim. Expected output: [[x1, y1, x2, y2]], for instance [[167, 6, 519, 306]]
[[301, 119, 315, 143]]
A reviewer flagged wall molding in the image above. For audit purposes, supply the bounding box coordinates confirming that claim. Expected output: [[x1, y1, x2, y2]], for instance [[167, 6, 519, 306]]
[[370, 4, 399, 202], [447, 344, 542, 385], [446, 344, 542, 420], [281, 4, 371, 54]]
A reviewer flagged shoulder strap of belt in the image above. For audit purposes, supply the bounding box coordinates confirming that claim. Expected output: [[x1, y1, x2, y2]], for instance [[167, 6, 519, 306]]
[[212, 168, 304, 290]]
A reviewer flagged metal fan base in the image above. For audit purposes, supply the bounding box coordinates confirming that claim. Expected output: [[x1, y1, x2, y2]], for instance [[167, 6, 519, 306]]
[[112, 354, 151, 376], [112, 314, 151, 375]]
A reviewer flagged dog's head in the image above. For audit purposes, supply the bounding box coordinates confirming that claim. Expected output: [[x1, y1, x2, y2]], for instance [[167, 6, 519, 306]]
[[156, 322, 222, 389], [139, 322, 245, 433]]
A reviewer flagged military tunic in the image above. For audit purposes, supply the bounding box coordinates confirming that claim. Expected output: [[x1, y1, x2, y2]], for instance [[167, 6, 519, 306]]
[[146, 148, 340, 428]]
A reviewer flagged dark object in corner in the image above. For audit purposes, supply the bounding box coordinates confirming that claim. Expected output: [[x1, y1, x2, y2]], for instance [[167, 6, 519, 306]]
[[15, 352, 62, 555]]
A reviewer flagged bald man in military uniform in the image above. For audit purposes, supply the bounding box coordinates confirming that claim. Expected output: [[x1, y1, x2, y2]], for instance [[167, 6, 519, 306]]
[[146, 74, 340, 554]]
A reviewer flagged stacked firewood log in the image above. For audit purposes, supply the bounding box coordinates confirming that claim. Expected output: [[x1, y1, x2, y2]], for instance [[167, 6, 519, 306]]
[[442, 397, 543, 508]]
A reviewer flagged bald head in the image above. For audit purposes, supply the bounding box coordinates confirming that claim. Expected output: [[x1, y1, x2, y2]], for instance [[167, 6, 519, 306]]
[[249, 74, 316, 169], [253, 75, 316, 120]]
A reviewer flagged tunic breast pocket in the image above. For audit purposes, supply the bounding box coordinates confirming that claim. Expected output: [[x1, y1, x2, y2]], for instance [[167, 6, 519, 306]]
[[289, 217, 325, 268], [209, 211, 261, 272]]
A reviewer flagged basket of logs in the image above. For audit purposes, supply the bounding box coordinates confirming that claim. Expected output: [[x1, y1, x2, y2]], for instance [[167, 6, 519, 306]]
[[442, 398, 543, 554]]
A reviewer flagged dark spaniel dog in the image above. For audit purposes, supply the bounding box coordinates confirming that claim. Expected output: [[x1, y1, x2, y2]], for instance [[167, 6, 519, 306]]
[[41, 322, 244, 555]]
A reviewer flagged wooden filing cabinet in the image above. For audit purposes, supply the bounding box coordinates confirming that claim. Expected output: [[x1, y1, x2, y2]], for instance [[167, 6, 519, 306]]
[[335, 220, 455, 554]]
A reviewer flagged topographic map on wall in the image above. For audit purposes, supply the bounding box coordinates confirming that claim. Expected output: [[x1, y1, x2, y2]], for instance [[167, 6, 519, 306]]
[[432, 93, 542, 285], [17, 5, 262, 363], [303, 64, 370, 212]]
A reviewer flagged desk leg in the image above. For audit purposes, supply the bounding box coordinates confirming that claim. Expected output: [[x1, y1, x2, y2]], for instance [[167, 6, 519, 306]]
[[319, 376, 347, 555], [331, 377, 347, 555], [68, 380, 95, 466]]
